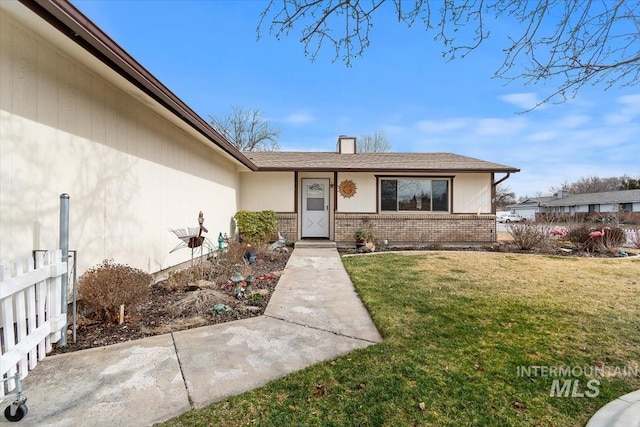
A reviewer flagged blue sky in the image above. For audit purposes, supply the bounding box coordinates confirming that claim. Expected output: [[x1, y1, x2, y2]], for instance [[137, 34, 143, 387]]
[[72, 0, 639, 198]]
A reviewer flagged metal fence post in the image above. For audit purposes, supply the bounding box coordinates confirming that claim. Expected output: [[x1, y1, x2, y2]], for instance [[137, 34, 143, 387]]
[[59, 193, 70, 346]]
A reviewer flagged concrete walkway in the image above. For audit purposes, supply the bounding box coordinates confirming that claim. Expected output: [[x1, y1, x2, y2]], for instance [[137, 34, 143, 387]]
[[586, 390, 640, 427], [1, 245, 382, 427]]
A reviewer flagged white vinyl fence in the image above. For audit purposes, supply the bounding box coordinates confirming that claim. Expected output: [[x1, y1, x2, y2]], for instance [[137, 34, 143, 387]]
[[1, 250, 67, 396]]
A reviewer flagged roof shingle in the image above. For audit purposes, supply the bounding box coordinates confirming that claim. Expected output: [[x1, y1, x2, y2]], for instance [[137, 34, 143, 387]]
[[542, 189, 640, 207], [243, 151, 519, 172]]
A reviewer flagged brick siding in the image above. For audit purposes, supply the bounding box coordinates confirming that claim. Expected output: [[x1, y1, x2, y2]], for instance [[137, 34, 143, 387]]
[[275, 212, 298, 241], [335, 213, 497, 247]]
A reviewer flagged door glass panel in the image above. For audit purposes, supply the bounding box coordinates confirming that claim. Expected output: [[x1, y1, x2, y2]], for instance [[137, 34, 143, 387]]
[[306, 183, 325, 211], [307, 198, 324, 211]]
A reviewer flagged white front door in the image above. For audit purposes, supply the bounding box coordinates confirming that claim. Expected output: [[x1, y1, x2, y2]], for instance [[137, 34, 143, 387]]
[[302, 178, 329, 238]]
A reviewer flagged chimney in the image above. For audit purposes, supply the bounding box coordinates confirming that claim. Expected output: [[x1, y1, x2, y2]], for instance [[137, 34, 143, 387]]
[[557, 189, 568, 199], [337, 135, 357, 154]]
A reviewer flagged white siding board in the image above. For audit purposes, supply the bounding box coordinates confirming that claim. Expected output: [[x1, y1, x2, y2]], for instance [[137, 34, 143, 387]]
[[453, 174, 492, 213], [239, 172, 295, 212], [36, 42, 58, 129], [12, 29, 37, 120], [336, 173, 376, 213], [0, 15, 14, 112], [57, 56, 77, 134], [1, 13, 242, 274]]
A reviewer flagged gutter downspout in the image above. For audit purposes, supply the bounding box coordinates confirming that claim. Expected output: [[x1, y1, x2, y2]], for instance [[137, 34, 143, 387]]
[[493, 172, 511, 187], [491, 172, 511, 214]]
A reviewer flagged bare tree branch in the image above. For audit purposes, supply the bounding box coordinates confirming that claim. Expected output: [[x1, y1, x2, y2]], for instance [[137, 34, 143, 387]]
[[210, 106, 281, 151], [358, 130, 392, 152], [258, 0, 640, 106]]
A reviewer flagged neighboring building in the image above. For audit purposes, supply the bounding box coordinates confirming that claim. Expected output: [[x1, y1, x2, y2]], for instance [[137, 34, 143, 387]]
[[508, 190, 640, 222], [507, 196, 556, 221], [542, 189, 640, 222], [1, 1, 519, 277]]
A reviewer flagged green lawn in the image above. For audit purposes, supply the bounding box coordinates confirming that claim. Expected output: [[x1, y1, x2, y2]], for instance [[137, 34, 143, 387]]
[[162, 252, 640, 426]]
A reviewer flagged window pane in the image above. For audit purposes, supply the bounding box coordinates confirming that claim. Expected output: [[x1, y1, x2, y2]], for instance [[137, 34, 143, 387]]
[[306, 182, 325, 211], [432, 180, 448, 211], [398, 180, 431, 211], [306, 183, 324, 197], [307, 198, 324, 211], [381, 180, 397, 211]]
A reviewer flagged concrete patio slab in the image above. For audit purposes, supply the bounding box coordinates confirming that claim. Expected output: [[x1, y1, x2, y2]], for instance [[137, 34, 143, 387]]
[[0, 334, 190, 427], [172, 316, 373, 408]]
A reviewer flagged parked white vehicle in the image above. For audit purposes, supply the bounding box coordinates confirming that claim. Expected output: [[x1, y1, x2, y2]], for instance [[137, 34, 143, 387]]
[[497, 213, 525, 223]]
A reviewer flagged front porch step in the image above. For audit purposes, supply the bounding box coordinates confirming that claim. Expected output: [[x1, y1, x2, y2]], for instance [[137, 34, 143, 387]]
[[294, 240, 337, 249]]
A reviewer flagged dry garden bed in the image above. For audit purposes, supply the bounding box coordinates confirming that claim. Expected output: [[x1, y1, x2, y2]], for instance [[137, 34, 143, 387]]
[[51, 242, 290, 355]]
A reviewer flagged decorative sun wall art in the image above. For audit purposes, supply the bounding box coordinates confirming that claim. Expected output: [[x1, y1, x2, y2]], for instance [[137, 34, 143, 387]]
[[338, 179, 357, 198]]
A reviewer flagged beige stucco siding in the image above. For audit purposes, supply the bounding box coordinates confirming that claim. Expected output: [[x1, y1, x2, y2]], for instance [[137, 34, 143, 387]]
[[336, 173, 377, 212], [239, 172, 295, 211], [1, 13, 239, 274], [453, 173, 492, 213]]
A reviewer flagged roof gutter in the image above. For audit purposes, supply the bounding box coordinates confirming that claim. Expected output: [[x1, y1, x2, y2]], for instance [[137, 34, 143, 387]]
[[19, 0, 257, 171], [255, 167, 521, 173], [493, 172, 511, 186]]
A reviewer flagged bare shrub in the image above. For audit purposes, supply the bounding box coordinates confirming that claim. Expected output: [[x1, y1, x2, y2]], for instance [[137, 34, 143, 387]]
[[164, 260, 216, 291], [567, 225, 627, 253], [629, 227, 640, 249], [566, 224, 594, 251], [165, 268, 195, 292], [213, 242, 252, 285], [595, 226, 626, 254], [507, 222, 552, 251], [79, 260, 151, 323]]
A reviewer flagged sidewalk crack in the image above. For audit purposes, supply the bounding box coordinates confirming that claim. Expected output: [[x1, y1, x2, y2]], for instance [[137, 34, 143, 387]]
[[171, 332, 194, 410], [263, 314, 381, 344]]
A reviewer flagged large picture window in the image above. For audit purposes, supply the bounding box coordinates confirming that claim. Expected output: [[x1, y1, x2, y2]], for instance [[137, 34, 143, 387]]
[[380, 178, 449, 212]]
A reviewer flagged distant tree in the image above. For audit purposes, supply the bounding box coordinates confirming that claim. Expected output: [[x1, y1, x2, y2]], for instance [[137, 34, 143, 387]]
[[621, 176, 640, 190], [517, 193, 546, 203], [358, 130, 391, 152], [496, 184, 516, 209], [210, 106, 280, 151], [259, 0, 640, 106], [550, 175, 640, 194]]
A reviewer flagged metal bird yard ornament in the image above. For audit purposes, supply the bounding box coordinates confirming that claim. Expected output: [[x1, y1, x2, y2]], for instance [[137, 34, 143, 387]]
[[170, 211, 215, 266]]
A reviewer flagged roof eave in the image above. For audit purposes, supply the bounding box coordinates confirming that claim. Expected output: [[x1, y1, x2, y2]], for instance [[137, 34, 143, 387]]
[[254, 167, 521, 173]]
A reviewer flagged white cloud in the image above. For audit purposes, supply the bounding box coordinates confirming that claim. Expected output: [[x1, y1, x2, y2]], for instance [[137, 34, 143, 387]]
[[380, 124, 407, 135], [280, 111, 315, 124], [499, 92, 542, 110], [552, 114, 591, 129], [526, 131, 558, 142], [618, 94, 640, 108], [604, 93, 640, 124], [416, 118, 467, 133], [474, 118, 527, 135]]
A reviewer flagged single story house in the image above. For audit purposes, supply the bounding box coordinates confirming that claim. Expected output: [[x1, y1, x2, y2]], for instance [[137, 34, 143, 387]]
[[508, 190, 640, 222], [1, 0, 519, 276], [542, 189, 640, 222], [241, 140, 519, 247]]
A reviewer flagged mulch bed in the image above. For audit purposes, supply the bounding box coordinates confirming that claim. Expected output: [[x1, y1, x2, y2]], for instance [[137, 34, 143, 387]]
[[50, 248, 291, 355]]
